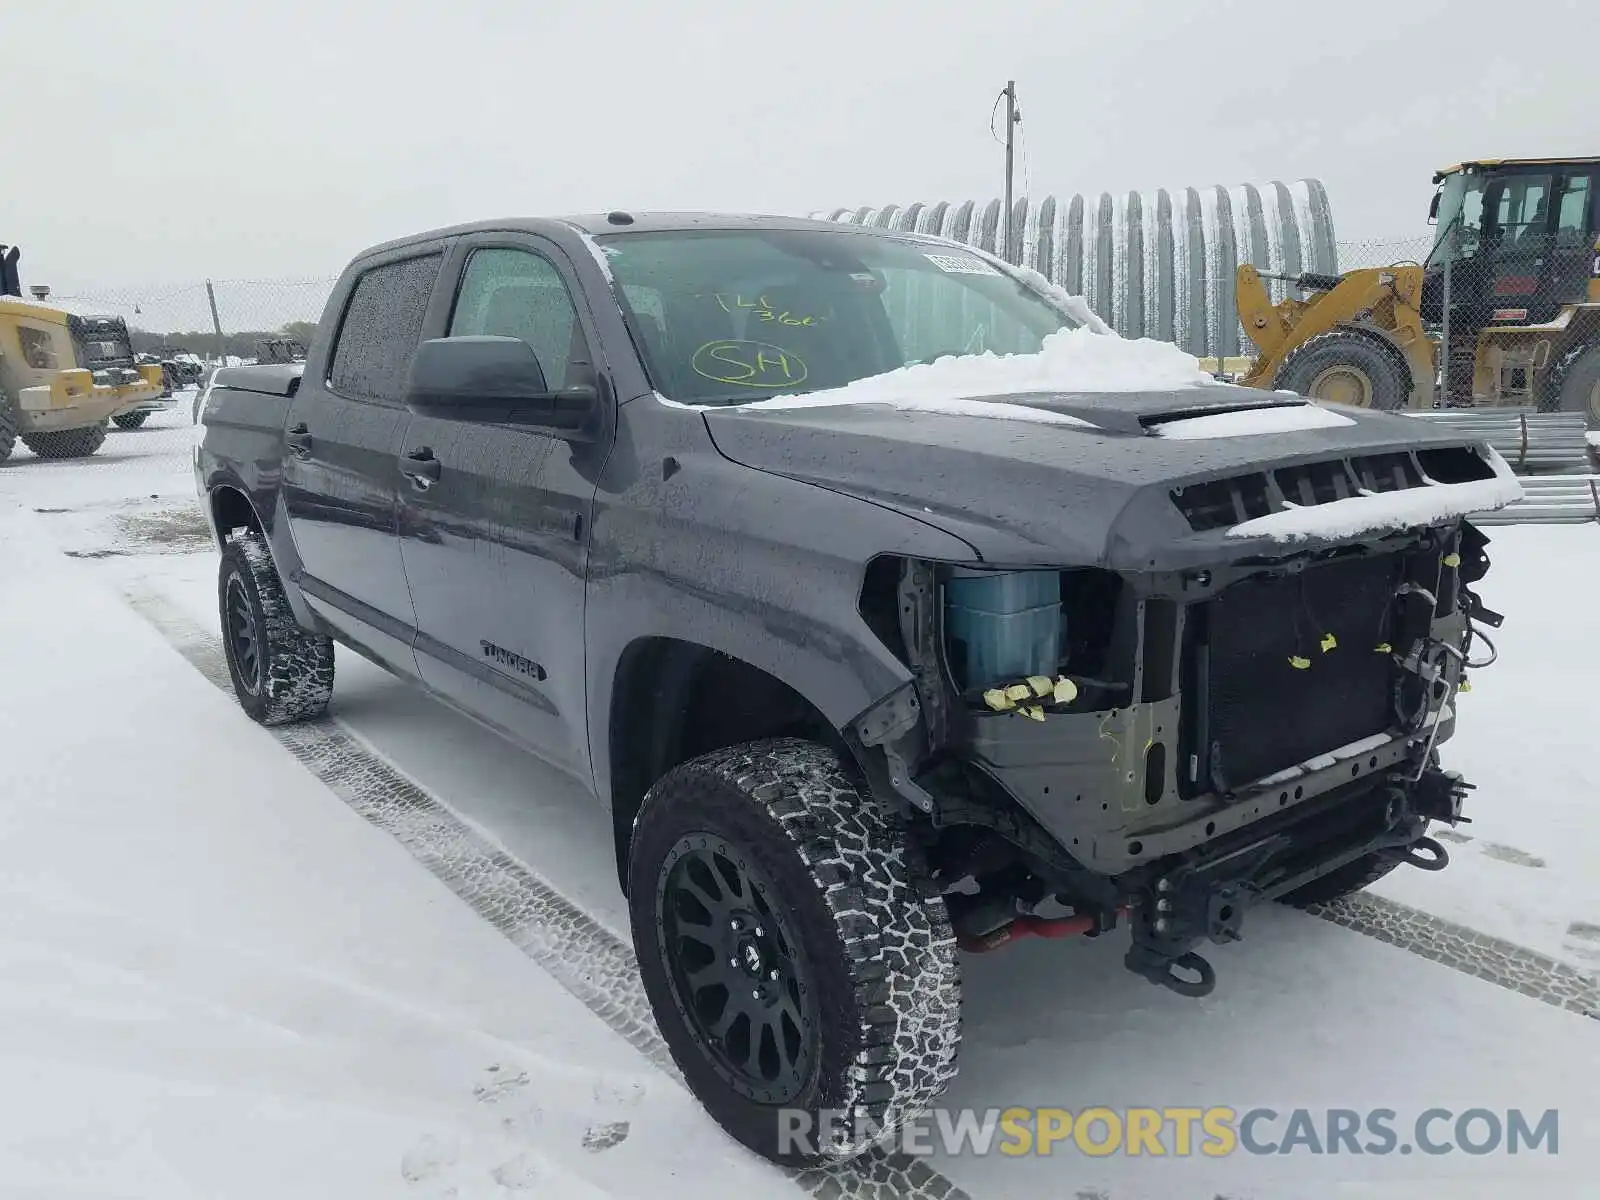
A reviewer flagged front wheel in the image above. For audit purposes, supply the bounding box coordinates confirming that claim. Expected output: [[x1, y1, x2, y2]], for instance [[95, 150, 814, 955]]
[[627, 739, 961, 1166], [1273, 330, 1411, 410]]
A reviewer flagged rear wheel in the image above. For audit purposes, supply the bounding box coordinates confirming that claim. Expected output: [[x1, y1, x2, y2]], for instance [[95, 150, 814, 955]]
[[218, 530, 335, 725], [112, 410, 151, 430], [20, 423, 108, 459], [627, 739, 961, 1166], [1539, 341, 1600, 429], [1273, 330, 1411, 410], [0, 391, 16, 464]]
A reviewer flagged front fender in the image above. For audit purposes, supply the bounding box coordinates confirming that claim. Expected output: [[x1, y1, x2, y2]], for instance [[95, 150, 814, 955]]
[[584, 401, 976, 808]]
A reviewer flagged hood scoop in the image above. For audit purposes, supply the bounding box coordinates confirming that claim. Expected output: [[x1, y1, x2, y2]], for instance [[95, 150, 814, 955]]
[[958, 388, 1311, 435]]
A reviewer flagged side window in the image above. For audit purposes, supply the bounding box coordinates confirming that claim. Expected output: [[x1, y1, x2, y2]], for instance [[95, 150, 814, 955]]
[[328, 253, 441, 403], [1490, 176, 1551, 243], [449, 248, 589, 389], [1556, 175, 1592, 246]]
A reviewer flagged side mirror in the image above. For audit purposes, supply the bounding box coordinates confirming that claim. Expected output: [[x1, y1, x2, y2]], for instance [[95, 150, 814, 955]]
[[1427, 192, 1441, 224], [405, 335, 600, 438]]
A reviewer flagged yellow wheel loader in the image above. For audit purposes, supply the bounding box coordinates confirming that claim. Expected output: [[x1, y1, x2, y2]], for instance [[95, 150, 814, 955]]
[[0, 243, 167, 463], [1234, 158, 1600, 428]]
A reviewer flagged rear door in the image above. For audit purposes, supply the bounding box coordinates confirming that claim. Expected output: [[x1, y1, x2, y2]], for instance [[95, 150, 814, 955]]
[[281, 246, 445, 670], [397, 236, 609, 776]]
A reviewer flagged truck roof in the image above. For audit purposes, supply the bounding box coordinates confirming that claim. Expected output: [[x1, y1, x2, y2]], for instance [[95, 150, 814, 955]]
[[1433, 157, 1600, 183], [353, 211, 919, 261]]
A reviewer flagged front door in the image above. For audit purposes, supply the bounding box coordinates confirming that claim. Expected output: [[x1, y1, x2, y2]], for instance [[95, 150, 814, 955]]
[[1476, 172, 1554, 324], [281, 248, 445, 669], [397, 239, 608, 777]]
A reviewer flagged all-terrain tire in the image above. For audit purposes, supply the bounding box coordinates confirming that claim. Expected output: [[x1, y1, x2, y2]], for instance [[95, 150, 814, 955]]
[[0, 391, 16, 464], [112, 410, 151, 430], [19, 422, 107, 459], [628, 738, 961, 1166], [1283, 852, 1403, 906], [218, 529, 335, 726], [1537, 341, 1600, 430], [1274, 329, 1412, 410]]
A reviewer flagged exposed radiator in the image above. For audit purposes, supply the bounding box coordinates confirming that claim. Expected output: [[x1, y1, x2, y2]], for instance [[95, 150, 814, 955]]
[[1202, 553, 1400, 788]]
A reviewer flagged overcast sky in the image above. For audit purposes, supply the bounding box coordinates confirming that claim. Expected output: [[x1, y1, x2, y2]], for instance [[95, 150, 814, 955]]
[[4, 0, 1593, 298]]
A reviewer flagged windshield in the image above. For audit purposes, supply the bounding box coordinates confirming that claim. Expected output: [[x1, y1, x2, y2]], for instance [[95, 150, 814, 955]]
[[593, 228, 1076, 405], [1427, 172, 1487, 266]]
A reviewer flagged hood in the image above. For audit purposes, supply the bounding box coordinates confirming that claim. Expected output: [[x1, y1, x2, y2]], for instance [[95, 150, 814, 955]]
[[700, 387, 1519, 569]]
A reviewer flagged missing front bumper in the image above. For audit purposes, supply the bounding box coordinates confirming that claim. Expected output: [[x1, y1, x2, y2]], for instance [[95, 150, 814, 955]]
[[1120, 763, 1473, 996]]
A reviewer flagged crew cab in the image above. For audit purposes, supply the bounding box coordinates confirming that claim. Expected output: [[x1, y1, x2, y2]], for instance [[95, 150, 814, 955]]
[[194, 213, 1515, 1166]]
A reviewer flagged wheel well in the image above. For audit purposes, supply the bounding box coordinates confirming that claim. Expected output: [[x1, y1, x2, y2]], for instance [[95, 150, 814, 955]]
[[209, 485, 262, 547], [607, 638, 840, 892]]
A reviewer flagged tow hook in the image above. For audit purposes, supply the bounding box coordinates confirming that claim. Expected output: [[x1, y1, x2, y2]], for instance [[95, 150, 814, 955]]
[[1125, 944, 1218, 998], [1397, 835, 1449, 872]]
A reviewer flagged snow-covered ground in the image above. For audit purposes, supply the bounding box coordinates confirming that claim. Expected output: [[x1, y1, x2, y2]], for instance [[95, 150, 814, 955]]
[[2, 404, 1598, 1198]]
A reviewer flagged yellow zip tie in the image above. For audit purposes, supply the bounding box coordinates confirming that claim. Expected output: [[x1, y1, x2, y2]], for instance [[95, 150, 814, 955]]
[[1374, 642, 1392, 654], [1320, 633, 1338, 653], [1288, 655, 1311, 670], [1443, 553, 1461, 567], [1458, 677, 1472, 693]]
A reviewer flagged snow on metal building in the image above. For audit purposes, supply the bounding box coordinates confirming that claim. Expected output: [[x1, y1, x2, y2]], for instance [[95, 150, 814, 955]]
[[814, 181, 1338, 358]]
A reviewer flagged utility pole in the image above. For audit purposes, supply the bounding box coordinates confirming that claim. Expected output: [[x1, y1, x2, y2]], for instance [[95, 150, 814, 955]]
[[1002, 80, 1022, 264], [205, 279, 225, 361]]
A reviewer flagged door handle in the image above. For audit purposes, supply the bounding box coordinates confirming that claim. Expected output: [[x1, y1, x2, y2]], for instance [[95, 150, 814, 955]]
[[400, 447, 441, 488], [285, 423, 313, 459]]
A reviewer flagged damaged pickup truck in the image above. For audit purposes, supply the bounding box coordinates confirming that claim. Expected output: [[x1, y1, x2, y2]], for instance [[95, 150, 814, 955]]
[[193, 213, 1519, 1166]]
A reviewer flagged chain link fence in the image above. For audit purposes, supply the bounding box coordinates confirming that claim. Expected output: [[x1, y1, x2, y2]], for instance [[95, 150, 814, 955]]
[[0, 277, 337, 467], [48, 277, 337, 362]]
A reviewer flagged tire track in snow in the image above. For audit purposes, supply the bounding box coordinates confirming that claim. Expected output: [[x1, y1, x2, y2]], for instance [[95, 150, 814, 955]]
[[118, 580, 973, 1200]]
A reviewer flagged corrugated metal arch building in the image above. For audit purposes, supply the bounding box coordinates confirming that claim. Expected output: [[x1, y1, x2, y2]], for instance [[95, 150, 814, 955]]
[[813, 181, 1338, 358]]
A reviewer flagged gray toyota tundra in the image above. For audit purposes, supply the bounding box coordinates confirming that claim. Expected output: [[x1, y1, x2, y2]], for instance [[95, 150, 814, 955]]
[[194, 212, 1513, 1165]]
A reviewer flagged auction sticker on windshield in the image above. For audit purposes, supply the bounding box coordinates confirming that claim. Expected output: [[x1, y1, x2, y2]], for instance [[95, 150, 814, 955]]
[[924, 252, 1002, 276]]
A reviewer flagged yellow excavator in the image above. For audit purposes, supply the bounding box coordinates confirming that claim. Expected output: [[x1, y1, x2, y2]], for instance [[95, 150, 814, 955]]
[[1, 242, 167, 463], [1234, 158, 1600, 428]]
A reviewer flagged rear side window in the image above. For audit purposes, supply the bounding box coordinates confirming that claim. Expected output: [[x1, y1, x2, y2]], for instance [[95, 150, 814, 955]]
[[328, 253, 441, 403], [1556, 175, 1592, 246]]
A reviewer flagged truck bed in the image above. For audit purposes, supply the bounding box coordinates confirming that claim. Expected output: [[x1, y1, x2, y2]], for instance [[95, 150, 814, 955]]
[[213, 364, 304, 397]]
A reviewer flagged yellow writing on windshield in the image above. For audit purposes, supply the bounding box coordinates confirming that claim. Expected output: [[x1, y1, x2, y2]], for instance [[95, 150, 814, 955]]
[[714, 294, 822, 327], [691, 340, 809, 388]]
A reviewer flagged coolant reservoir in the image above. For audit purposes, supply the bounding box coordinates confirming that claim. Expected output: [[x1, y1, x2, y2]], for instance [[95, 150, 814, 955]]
[[944, 569, 1062, 689]]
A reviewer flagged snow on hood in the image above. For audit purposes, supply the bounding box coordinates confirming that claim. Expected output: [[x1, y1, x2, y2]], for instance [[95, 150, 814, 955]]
[[1226, 446, 1525, 542], [664, 325, 1223, 427], [1155, 403, 1357, 439]]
